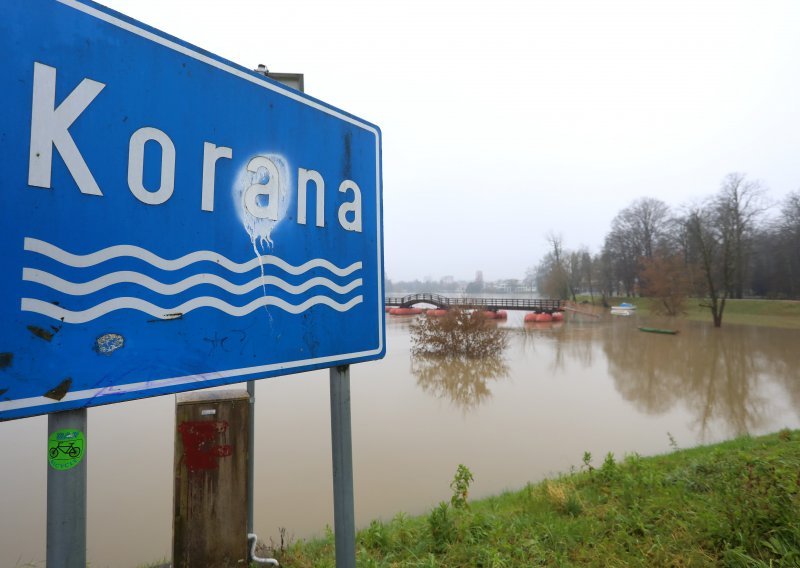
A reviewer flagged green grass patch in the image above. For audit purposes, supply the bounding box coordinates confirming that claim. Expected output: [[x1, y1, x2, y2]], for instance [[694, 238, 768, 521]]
[[577, 296, 800, 329], [271, 430, 800, 567], [685, 299, 800, 329]]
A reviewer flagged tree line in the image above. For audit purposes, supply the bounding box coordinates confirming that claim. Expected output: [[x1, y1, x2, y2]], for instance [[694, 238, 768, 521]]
[[533, 173, 800, 326]]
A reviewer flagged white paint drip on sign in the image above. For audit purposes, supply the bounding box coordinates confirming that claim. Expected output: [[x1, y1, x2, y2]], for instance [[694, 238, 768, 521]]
[[234, 154, 291, 250], [233, 154, 292, 313]]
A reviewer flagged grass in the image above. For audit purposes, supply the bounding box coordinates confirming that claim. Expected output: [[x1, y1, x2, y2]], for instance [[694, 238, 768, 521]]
[[685, 298, 800, 329], [266, 430, 800, 567], [580, 296, 800, 329]]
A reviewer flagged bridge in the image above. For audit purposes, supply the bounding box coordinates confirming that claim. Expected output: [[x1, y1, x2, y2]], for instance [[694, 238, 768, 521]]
[[384, 293, 564, 312]]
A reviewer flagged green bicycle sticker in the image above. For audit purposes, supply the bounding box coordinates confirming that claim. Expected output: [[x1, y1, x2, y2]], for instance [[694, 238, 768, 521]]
[[48, 429, 85, 470]]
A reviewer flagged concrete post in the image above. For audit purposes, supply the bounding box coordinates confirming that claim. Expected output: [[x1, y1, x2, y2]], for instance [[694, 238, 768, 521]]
[[173, 390, 249, 568]]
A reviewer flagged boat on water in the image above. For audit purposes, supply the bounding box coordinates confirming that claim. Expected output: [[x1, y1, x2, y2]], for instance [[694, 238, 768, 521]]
[[639, 327, 679, 335], [610, 302, 636, 316]]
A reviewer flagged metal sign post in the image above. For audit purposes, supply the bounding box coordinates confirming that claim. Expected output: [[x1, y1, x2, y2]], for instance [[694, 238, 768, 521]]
[[46, 408, 87, 568], [330, 365, 356, 568]]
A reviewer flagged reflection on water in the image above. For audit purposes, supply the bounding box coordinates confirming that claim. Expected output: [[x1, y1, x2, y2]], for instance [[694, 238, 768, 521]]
[[519, 322, 599, 371], [1, 313, 799, 567], [406, 315, 800, 438], [602, 322, 800, 440], [411, 355, 509, 412]]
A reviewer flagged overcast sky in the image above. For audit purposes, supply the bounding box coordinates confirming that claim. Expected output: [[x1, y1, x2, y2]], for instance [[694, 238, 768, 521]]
[[100, 0, 800, 282]]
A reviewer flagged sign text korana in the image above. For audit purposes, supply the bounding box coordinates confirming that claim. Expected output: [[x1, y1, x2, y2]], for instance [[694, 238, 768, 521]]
[[27, 62, 362, 232]]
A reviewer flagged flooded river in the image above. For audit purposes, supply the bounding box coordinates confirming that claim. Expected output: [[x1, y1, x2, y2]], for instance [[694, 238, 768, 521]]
[[1, 311, 799, 566]]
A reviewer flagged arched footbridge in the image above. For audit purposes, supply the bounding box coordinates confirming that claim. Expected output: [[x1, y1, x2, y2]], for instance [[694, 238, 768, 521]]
[[385, 293, 564, 312]]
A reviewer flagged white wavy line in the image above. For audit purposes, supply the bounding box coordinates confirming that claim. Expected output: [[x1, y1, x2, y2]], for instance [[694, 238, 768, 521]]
[[23, 238, 362, 277], [23, 268, 363, 297], [21, 295, 364, 324]]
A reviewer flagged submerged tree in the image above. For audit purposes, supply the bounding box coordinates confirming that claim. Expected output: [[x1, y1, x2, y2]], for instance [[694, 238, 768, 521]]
[[411, 309, 509, 412], [410, 308, 508, 358]]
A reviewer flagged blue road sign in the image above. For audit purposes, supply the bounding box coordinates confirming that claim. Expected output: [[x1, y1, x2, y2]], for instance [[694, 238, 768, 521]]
[[0, 0, 384, 420]]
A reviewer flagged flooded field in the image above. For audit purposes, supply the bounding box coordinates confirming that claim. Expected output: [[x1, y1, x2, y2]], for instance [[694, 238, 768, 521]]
[[1, 311, 798, 567]]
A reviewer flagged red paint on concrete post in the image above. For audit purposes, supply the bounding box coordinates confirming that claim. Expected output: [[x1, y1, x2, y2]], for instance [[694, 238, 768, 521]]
[[177, 421, 233, 472]]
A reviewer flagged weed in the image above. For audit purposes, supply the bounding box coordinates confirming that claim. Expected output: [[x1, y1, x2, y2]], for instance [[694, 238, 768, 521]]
[[599, 451, 618, 481], [360, 520, 389, 550], [545, 480, 567, 510], [582, 450, 594, 473], [544, 480, 583, 517], [428, 502, 455, 553], [391, 512, 417, 547], [450, 464, 474, 509]]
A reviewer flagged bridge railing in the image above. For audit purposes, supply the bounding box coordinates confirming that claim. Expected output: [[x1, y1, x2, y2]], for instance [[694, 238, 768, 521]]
[[384, 293, 563, 312]]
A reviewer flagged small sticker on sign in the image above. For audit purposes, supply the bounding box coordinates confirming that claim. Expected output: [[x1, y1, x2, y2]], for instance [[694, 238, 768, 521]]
[[48, 429, 85, 470], [200, 409, 216, 416]]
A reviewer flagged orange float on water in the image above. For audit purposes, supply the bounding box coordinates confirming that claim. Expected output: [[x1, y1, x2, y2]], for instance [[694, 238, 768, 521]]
[[535, 312, 554, 323], [552, 311, 564, 321], [426, 309, 448, 317], [495, 310, 508, 319], [524, 312, 538, 323], [390, 307, 422, 316]]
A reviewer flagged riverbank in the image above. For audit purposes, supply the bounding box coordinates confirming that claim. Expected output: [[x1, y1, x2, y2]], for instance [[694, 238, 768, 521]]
[[264, 430, 799, 567], [585, 297, 800, 329]]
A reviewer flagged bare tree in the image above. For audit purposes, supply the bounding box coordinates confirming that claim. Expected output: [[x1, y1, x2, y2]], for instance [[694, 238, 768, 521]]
[[713, 173, 767, 298], [603, 197, 673, 296], [685, 206, 731, 327], [640, 253, 692, 316], [580, 249, 596, 303], [776, 191, 800, 297], [536, 232, 570, 299], [594, 250, 616, 306], [602, 230, 638, 296], [620, 197, 672, 259]]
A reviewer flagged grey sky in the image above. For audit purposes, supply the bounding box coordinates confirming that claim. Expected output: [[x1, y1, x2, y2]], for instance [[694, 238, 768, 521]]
[[101, 0, 800, 281]]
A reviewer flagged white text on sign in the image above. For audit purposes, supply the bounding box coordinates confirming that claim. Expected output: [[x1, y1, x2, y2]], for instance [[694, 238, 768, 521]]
[[27, 62, 362, 232]]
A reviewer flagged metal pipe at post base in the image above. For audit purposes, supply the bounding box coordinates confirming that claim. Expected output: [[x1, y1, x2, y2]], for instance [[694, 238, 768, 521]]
[[47, 408, 88, 568], [330, 364, 356, 568]]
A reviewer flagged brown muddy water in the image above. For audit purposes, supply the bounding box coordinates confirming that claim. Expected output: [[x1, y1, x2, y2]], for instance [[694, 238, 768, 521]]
[[1, 311, 799, 567]]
